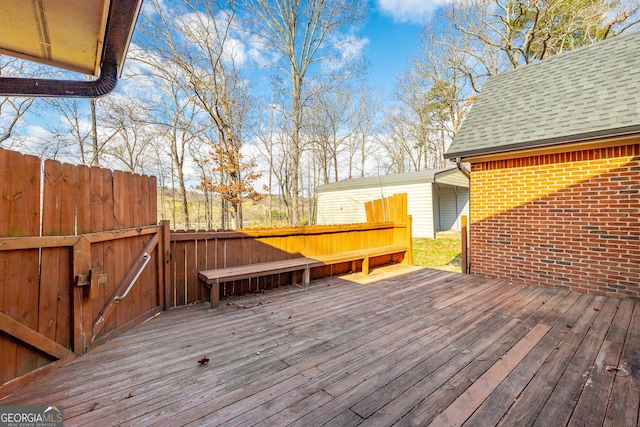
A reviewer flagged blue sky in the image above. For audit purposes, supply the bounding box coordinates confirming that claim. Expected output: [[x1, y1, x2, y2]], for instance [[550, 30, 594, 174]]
[[8, 0, 449, 170], [363, 10, 422, 93], [237, 0, 446, 98], [363, 0, 447, 93]]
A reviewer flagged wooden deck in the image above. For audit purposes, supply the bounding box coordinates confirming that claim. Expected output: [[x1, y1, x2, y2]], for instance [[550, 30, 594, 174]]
[[2, 267, 639, 426]]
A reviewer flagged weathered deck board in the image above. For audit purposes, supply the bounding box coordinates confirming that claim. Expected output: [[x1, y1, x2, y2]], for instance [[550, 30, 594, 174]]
[[1, 267, 638, 427]]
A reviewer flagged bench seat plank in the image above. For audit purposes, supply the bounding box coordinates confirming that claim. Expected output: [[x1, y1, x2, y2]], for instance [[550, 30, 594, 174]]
[[199, 245, 408, 308], [312, 245, 407, 264], [198, 257, 322, 285]]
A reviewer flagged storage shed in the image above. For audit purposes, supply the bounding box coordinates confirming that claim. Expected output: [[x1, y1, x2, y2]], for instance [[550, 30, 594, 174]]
[[445, 30, 640, 299], [316, 167, 469, 238]]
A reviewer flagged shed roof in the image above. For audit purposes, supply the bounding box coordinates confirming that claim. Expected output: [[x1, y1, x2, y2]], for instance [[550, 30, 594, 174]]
[[445, 30, 640, 160], [316, 167, 469, 193]]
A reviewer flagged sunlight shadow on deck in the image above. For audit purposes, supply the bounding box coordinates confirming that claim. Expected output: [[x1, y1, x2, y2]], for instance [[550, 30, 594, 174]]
[[2, 267, 638, 426]]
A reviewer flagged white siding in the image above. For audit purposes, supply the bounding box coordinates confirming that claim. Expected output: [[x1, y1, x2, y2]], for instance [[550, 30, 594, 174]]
[[316, 183, 435, 238], [316, 168, 469, 239], [316, 189, 370, 224]]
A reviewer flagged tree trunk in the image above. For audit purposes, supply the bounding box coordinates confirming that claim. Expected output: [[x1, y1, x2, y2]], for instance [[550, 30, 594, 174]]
[[90, 98, 99, 166], [291, 83, 302, 226], [177, 167, 189, 230]]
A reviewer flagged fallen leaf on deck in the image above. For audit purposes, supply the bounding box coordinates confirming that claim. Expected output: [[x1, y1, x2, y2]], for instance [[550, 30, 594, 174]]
[[89, 402, 99, 411], [606, 365, 620, 372], [125, 393, 133, 399], [198, 356, 210, 365]]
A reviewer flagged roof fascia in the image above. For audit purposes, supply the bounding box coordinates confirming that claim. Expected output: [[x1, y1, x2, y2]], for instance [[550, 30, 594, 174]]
[[445, 124, 640, 161], [456, 134, 640, 163]]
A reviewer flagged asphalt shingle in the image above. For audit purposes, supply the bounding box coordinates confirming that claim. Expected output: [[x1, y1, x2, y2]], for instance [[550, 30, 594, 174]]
[[445, 30, 640, 160]]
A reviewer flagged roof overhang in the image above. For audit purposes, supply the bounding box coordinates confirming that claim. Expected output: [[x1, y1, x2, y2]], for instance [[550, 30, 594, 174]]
[[434, 167, 470, 185], [448, 133, 640, 164], [316, 167, 469, 193], [0, 0, 143, 97], [444, 124, 640, 163]]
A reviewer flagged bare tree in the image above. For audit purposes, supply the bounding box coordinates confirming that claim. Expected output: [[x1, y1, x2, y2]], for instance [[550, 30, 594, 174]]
[[250, 81, 283, 227], [379, 110, 417, 174], [439, 0, 640, 92], [139, 0, 261, 229], [394, 70, 436, 171], [101, 96, 154, 173], [46, 99, 92, 163], [44, 96, 120, 166], [349, 85, 381, 178], [0, 57, 37, 147], [306, 83, 355, 184], [240, 0, 367, 225], [389, 0, 640, 168]]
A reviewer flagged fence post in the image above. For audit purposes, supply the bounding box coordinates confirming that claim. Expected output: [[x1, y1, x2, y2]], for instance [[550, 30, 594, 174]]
[[160, 220, 172, 311], [73, 237, 92, 355], [461, 215, 469, 274], [405, 214, 413, 266]]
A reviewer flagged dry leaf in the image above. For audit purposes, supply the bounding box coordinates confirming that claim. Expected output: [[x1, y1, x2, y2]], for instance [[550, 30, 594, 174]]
[[198, 356, 210, 365], [606, 365, 620, 372]]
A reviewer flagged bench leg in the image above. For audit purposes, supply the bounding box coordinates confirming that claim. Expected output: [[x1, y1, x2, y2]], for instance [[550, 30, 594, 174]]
[[210, 281, 220, 309], [362, 257, 370, 275], [303, 266, 310, 289]]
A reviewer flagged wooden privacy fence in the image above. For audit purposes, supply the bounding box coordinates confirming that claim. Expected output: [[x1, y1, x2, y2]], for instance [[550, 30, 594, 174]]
[[365, 193, 410, 224], [167, 194, 413, 308], [1, 146, 412, 397], [0, 148, 166, 396]]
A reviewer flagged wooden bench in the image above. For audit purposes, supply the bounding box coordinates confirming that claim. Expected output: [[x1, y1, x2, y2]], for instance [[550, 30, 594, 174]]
[[198, 245, 408, 308]]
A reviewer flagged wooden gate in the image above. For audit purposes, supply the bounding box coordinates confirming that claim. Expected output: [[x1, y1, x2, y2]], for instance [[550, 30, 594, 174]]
[[0, 148, 167, 395]]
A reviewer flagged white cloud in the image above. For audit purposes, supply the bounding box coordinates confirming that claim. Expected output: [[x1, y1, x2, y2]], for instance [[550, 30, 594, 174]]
[[377, 0, 451, 23], [320, 33, 370, 72], [338, 35, 370, 62]]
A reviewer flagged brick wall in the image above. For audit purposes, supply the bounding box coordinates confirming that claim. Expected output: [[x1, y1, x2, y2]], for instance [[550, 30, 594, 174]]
[[470, 143, 640, 299]]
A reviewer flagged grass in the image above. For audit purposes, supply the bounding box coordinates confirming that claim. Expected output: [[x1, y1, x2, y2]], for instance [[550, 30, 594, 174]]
[[412, 234, 462, 272]]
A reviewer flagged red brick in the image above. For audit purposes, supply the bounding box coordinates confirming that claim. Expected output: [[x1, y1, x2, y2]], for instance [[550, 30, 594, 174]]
[[470, 143, 640, 299]]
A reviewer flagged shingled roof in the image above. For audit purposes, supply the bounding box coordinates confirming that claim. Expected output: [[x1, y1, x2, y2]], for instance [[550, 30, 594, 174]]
[[445, 30, 640, 160]]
